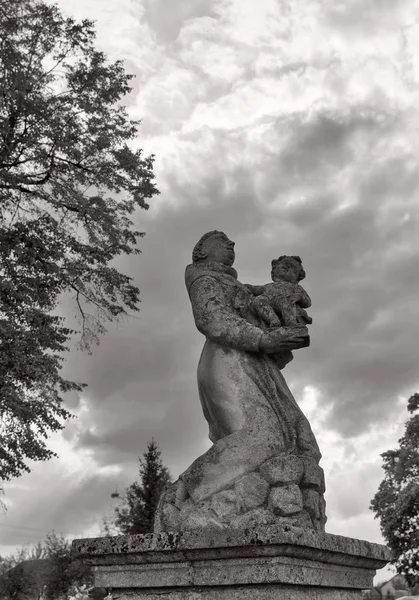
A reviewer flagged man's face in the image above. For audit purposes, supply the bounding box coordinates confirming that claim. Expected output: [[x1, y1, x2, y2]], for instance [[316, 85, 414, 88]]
[[203, 233, 235, 266]]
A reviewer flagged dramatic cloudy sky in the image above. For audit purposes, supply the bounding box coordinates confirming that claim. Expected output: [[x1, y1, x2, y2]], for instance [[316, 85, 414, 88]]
[[2, 0, 419, 583]]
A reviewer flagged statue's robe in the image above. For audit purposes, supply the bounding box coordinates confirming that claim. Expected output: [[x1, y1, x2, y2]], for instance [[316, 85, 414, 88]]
[[185, 261, 320, 460]]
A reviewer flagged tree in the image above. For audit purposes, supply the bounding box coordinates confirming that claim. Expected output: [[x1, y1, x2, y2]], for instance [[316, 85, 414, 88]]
[[0, 532, 92, 600], [371, 393, 419, 587], [0, 546, 49, 600], [41, 531, 91, 600], [0, 549, 30, 600], [0, 0, 158, 481], [105, 440, 171, 535]]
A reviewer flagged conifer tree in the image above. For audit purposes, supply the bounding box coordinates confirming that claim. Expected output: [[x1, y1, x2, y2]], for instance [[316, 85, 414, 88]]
[[108, 440, 171, 534]]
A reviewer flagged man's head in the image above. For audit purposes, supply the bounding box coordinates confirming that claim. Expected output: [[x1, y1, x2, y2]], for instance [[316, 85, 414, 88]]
[[192, 231, 235, 267], [271, 255, 305, 283]]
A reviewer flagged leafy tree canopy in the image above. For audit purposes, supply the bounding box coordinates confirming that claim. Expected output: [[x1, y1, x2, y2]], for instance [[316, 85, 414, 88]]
[[0, 0, 158, 481], [370, 393, 419, 587], [0, 531, 91, 600], [103, 440, 171, 535]]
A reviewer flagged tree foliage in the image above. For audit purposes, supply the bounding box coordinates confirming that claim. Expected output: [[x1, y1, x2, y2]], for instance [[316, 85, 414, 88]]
[[105, 440, 171, 535], [0, 531, 91, 600], [370, 393, 419, 586], [0, 0, 158, 481], [42, 532, 91, 600]]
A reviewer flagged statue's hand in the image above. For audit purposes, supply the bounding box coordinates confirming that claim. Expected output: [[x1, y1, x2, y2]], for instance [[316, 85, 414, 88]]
[[258, 326, 309, 354]]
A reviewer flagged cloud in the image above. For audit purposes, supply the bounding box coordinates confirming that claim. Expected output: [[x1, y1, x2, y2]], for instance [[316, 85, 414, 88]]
[[143, 0, 214, 43], [2, 0, 419, 555]]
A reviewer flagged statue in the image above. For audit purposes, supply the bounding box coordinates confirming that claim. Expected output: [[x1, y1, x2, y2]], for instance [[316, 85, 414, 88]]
[[247, 255, 312, 329], [154, 231, 326, 533]]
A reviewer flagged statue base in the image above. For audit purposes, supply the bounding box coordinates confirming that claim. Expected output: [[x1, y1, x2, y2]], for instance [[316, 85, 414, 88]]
[[72, 525, 390, 599]]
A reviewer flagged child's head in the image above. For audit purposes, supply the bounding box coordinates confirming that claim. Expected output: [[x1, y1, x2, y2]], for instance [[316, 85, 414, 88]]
[[271, 255, 305, 283]]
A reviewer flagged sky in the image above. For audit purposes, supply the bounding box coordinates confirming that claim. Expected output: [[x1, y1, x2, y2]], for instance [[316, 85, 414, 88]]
[[2, 0, 419, 585]]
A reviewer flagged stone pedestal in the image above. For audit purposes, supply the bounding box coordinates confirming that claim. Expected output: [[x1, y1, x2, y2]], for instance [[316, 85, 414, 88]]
[[72, 525, 390, 599]]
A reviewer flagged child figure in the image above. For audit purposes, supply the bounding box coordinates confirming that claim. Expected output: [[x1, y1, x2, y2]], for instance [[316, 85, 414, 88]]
[[247, 255, 312, 329]]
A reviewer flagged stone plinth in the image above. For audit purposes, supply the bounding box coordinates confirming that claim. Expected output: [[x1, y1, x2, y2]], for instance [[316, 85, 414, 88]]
[[71, 525, 390, 599]]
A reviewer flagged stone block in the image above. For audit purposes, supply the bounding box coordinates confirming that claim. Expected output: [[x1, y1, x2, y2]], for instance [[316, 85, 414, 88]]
[[211, 490, 237, 521], [229, 508, 277, 529], [179, 498, 195, 523], [260, 454, 303, 485], [320, 496, 327, 525], [276, 509, 314, 531], [301, 456, 325, 491], [72, 526, 391, 599], [268, 484, 303, 516], [114, 589, 371, 599], [312, 519, 324, 532], [302, 489, 320, 520], [179, 498, 223, 531], [296, 419, 322, 461], [182, 509, 223, 531], [234, 472, 269, 511], [159, 503, 181, 532], [181, 510, 208, 530], [180, 430, 283, 503], [162, 479, 188, 507]]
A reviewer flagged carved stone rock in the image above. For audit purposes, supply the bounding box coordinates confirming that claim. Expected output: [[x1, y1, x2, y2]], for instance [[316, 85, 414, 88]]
[[180, 430, 284, 504], [302, 489, 321, 520], [235, 473, 270, 511], [229, 507, 278, 529], [211, 490, 237, 520], [301, 457, 326, 493], [268, 484, 304, 516], [260, 454, 304, 485]]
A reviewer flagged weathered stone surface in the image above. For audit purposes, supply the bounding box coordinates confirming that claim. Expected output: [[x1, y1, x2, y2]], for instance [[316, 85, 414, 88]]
[[72, 527, 391, 600], [230, 508, 277, 529], [319, 495, 327, 526], [302, 489, 320, 520], [93, 555, 376, 589], [162, 479, 188, 508], [178, 498, 223, 531], [301, 456, 325, 491], [114, 589, 369, 600], [234, 472, 269, 510], [276, 509, 314, 531], [72, 525, 391, 566], [211, 490, 237, 520], [296, 420, 322, 462], [313, 519, 324, 532], [260, 454, 303, 485], [269, 484, 303, 516], [180, 430, 283, 503], [158, 503, 181, 532], [178, 498, 195, 523], [154, 483, 186, 532], [182, 510, 222, 531]]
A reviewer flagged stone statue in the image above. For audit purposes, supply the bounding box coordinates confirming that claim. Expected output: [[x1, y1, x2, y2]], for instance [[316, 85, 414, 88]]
[[154, 231, 326, 534], [247, 255, 312, 329]]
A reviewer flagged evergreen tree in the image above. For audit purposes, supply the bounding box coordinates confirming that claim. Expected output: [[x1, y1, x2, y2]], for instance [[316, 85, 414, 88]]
[[370, 393, 419, 587], [108, 440, 171, 534], [0, 0, 158, 481]]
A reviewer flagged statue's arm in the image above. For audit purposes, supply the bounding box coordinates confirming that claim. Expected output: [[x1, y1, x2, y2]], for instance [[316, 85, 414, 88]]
[[189, 276, 263, 352]]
